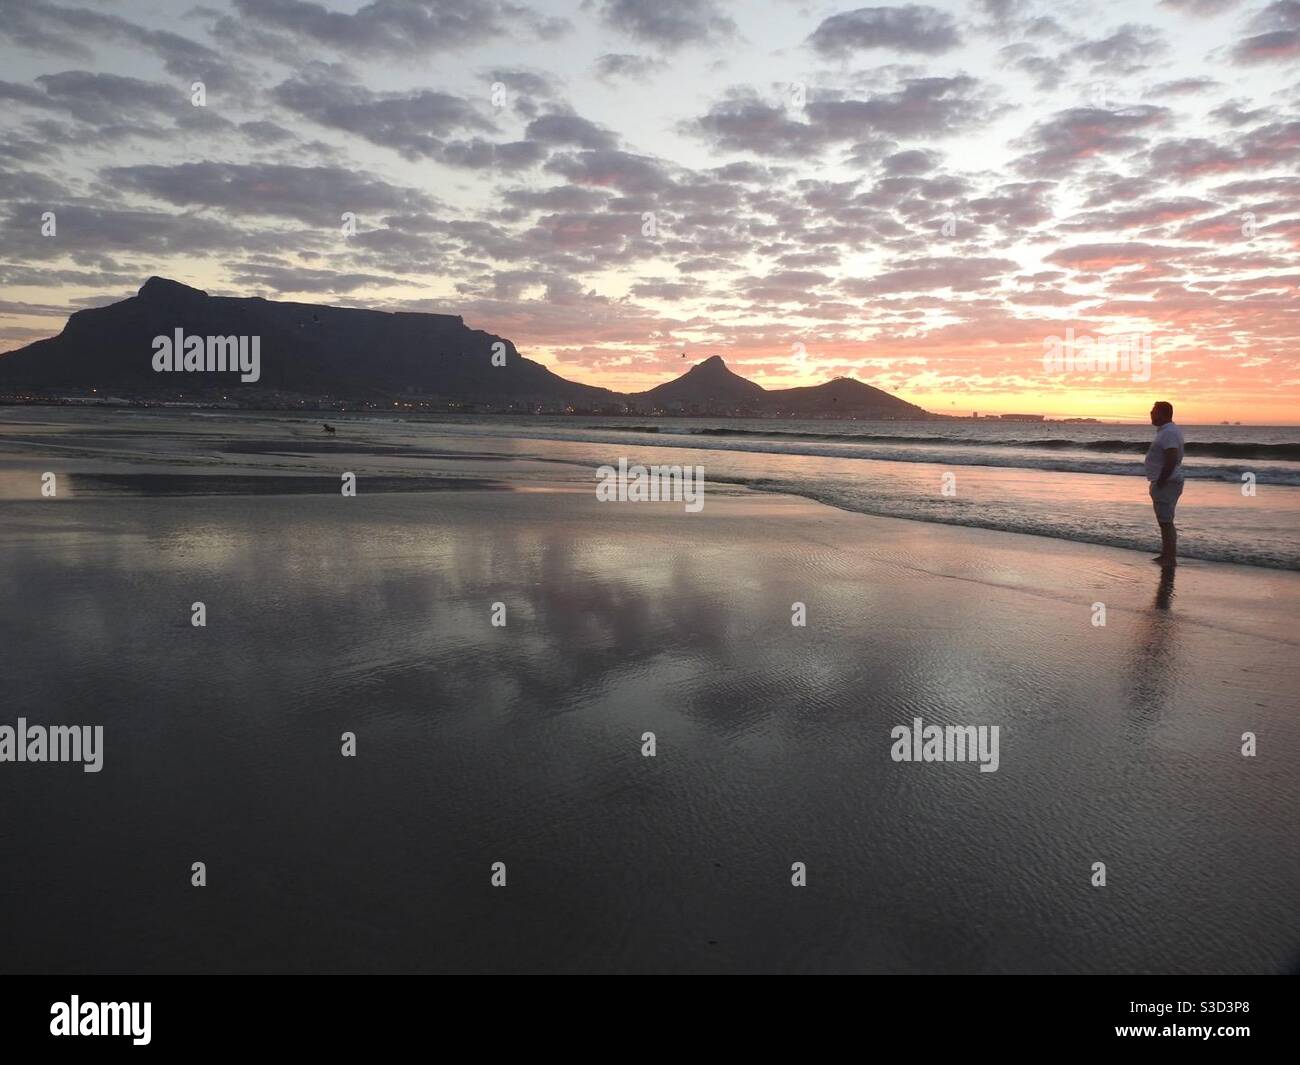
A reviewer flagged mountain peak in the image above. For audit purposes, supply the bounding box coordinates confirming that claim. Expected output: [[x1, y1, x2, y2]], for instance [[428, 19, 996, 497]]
[[138, 276, 208, 301], [686, 354, 735, 377], [637, 352, 765, 405]]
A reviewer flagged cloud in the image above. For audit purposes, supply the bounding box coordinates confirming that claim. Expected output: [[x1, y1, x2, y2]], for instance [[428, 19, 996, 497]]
[[842, 255, 1018, 295], [1146, 77, 1219, 96], [0, 201, 281, 259], [998, 45, 1068, 91], [16, 71, 182, 125], [0, 0, 236, 89], [733, 269, 834, 304], [1045, 243, 1192, 270], [225, 263, 405, 293], [1058, 197, 1217, 233], [974, 0, 1032, 27], [0, 70, 234, 150], [437, 138, 547, 171], [481, 68, 562, 109], [100, 162, 437, 223], [592, 0, 736, 50], [0, 165, 68, 202], [880, 149, 942, 174], [689, 95, 823, 158], [807, 5, 961, 57], [964, 181, 1057, 229], [808, 77, 997, 139], [545, 149, 675, 194], [525, 113, 618, 150], [239, 120, 295, 145], [229, 0, 562, 57], [1014, 106, 1170, 176], [629, 278, 705, 299], [1140, 121, 1300, 179], [1160, 0, 1244, 15], [0, 265, 140, 289], [271, 73, 495, 160], [502, 185, 614, 214], [689, 77, 998, 159], [1231, 0, 1300, 63], [593, 53, 666, 81], [1068, 24, 1167, 73]]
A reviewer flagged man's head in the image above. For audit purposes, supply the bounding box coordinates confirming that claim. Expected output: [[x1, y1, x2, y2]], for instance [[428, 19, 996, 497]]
[[1150, 401, 1173, 426]]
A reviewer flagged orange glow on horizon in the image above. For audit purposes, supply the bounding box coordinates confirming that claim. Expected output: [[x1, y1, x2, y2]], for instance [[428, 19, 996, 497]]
[[533, 353, 1300, 425]]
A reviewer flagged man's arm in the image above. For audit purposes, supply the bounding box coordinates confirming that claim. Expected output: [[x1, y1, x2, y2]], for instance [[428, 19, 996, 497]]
[[1155, 447, 1178, 487]]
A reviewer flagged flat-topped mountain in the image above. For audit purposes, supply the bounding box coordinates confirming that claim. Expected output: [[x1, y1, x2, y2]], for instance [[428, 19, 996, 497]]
[[0, 279, 934, 418], [0, 277, 618, 405]]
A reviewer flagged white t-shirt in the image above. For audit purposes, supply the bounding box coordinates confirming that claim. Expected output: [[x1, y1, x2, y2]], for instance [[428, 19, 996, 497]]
[[1144, 422, 1185, 481]]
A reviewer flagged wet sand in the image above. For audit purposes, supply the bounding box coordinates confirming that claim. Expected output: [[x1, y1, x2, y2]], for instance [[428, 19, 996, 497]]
[[0, 411, 1297, 972]]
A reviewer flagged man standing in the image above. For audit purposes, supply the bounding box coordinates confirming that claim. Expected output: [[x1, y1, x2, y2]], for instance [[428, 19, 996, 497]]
[[1146, 401, 1185, 566]]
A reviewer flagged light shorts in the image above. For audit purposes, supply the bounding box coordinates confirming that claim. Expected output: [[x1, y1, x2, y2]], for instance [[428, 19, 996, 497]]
[[1148, 478, 1184, 522]]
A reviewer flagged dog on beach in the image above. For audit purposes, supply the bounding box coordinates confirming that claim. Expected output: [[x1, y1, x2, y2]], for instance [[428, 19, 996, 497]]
[[322, 423, 336, 434]]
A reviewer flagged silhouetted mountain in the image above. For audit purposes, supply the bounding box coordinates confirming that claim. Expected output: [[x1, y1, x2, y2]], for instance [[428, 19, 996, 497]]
[[638, 358, 931, 418], [633, 354, 766, 407], [0, 280, 935, 418], [0, 277, 619, 406], [762, 377, 929, 417]]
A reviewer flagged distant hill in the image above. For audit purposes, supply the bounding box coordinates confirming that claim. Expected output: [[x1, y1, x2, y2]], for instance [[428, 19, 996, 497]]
[[0, 277, 619, 406], [762, 376, 930, 418], [632, 355, 766, 407], [0, 278, 935, 418], [634, 357, 930, 418]]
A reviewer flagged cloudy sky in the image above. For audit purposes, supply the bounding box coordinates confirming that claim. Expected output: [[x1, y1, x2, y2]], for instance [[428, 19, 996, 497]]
[[2, 0, 1298, 421]]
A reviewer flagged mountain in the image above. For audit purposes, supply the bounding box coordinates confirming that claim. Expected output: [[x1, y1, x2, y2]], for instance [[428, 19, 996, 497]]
[[0, 277, 619, 406], [636, 358, 930, 418], [0, 279, 935, 418], [762, 376, 930, 418], [632, 354, 766, 408]]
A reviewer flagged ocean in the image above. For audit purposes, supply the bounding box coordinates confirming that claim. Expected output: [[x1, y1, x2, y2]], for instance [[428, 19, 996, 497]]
[[374, 415, 1300, 570], [3, 409, 1297, 568], [1, 407, 1297, 974]]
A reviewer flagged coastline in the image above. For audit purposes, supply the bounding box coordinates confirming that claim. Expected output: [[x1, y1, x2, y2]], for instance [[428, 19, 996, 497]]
[[2, 428, 1297, 971], [3, 407, 1299, 569]]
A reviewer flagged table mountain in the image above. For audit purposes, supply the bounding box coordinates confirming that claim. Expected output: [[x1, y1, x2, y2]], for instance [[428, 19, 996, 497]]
[[0, 277, 618, 405]]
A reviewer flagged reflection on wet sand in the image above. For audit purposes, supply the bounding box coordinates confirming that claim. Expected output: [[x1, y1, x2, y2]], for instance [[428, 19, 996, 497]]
[[1155, 565, 1176, 611], [1, 446, 1298, 973], [1123, 567, 1180, 733]]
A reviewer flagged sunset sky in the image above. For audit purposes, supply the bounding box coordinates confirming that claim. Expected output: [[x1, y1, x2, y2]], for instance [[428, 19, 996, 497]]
[[2, 0, 1298, 422]]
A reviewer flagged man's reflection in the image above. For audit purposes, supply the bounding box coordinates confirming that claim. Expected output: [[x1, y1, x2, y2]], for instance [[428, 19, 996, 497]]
[[1125, 566, 1179, 731], [1155, 563, 1176, 610]]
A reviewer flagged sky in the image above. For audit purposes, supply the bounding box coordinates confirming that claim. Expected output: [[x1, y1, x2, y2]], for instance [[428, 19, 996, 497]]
[[1, 0, 1298, 422]]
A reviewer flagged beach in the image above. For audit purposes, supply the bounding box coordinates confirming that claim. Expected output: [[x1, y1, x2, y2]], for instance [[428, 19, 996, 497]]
[[1, 409, 1297, 973]]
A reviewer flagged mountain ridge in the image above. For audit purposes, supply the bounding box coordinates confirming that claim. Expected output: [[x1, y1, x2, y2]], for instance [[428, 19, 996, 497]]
[[0, 278, 934, 418]]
